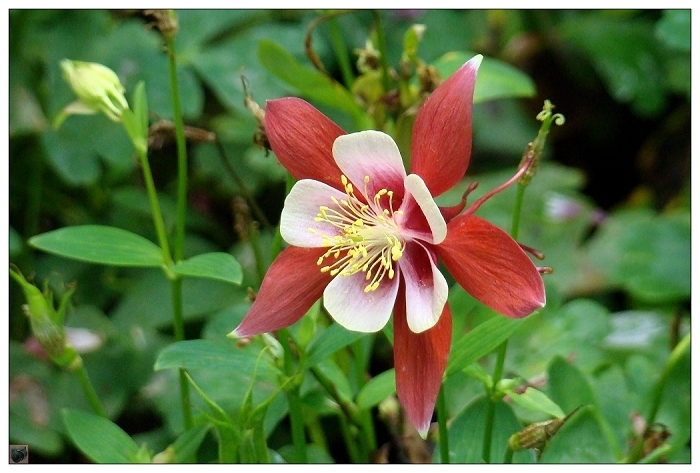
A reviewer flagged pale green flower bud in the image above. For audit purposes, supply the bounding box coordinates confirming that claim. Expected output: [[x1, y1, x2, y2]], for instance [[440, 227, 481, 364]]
[[55, 59, 129, 128], [10, 268, 79, 368]]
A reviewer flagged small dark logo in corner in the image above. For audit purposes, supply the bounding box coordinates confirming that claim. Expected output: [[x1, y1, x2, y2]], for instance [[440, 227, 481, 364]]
[[10, 445, 28, 464]]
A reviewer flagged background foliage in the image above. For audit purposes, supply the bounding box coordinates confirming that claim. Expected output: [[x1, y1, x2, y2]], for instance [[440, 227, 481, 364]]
[[8, 9, 690, 463]]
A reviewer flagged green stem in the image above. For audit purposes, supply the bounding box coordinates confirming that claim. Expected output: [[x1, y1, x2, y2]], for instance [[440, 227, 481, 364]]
[[279, 329, 307, 463], [436, 386, 450, 463], [625, 333, 690, 463], [339, 415, 362, 463], [163, 32, 193, 431], [510, 184, 526, 240], [270, 174, 296, 261], [371, 11, 391, 95], [165, 35, 188, 263], [482, 183, 527, 463], [328, 17, 354, 89], [72, 357, 107, 418], [248, 222, 267, 285], [135, 147, 172, 266], [171, 278, 193, 429], [503, 444, 514, 464], [351, 340, 376, 455]]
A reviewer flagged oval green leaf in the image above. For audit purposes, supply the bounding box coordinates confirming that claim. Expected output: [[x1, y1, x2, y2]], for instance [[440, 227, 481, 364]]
[[305, 323, 363, 369], [356, 369, 396, 410], [62, 409, 141, 463], [173, 252, 243, 285], [258, 39, 366, 123], [433, 51, 536, 103], [446, 316, 523, 377], [154, 339, 273, 377], [29, 225, 163, 267], [505, 387, 566, 419]]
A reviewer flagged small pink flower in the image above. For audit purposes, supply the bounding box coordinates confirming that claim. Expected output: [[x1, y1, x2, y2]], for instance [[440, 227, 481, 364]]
[[230, 55, 545, 437]]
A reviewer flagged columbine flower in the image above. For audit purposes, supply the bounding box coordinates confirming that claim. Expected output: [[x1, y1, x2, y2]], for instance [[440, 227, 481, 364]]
[[54, 59, 128, 128], [229, 55, 546, 437]]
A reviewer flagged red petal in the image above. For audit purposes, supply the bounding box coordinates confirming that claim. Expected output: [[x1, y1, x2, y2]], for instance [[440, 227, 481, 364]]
[[265, 98, 346, 190], [410, 57, 481, 197], [437, 214, 546, 318], [233, 246, 332, 337], [394, 286, 452, 438]]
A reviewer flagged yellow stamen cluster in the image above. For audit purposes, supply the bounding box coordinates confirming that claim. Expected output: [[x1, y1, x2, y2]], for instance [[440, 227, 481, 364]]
[[310, 175, 405, 292]]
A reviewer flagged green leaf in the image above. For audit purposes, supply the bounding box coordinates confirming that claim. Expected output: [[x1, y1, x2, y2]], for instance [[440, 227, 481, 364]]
[[169, 424, 211, 463], [154, 339, 274, 378], [504, 387, 566, 419], [558, 15, 666, 116], [62, 409, 142, 463], [258, 39, 367, 125], [655, 10, 690, 52], [173, 252, 243, 285], [29, 225, 163, 267], [433, 51, 536, 102], [122, 80, 148, 153], [305, 323, 363, 368], [446, 316, 524, 377], [356, 369, 396, 410], [547, 356, 622, 459], [539, 406, 617, 463], [586, 209, 690, 303], [440, 395, 532, 463]]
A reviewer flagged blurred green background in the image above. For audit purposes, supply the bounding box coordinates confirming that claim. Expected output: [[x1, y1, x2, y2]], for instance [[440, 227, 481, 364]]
[[8, 9, 690, 463]]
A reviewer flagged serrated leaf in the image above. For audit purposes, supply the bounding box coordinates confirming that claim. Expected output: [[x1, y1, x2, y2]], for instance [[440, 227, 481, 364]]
[[356, 369, 396, 410], [433, 51, 536, 102], [62, 409, 142, 463], [29, 225, 163, 267], [505, 387, 566, 419], [305, 323, 363, 368], [446, 316, 523, 377], [173, 252, 243, 285]]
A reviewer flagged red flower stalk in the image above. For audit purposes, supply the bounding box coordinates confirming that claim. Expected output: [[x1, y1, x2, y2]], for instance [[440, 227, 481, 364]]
[[229, 55, 545, 437]]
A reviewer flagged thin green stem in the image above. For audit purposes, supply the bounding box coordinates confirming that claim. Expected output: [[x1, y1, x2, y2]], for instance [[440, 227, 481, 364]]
[[171, 278, 193, 429], [328, 17, 354, 89], [482, 182, 527, 463], [165, 35, 188, 263], [248, 222, 267, 285], [510, 184, 526, 240], [625, 333, 690, 463], [371, 11, 391, 95], [270, 173, 296, 261], [163, 32, 193, 431], [339, 415, 362, 463], [503, 444, 514, 464], [279, 329, 308, 463], [352, 340, 376, 454], [72, 357, 107, 418], [436, 386, 450, 463], [135, 147, 172, 266]]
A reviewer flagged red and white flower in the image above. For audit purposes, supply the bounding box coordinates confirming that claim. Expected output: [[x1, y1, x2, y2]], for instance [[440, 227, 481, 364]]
[[230, 55, 546, 437]]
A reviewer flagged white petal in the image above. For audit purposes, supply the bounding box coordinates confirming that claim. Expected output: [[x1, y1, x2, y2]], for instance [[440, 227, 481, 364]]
[[332, 131, 407, 201], [323, 271, 399, 333], [398, 174, 447, 244], [399, 242, 448, 333], [280, 179, 348, 247]]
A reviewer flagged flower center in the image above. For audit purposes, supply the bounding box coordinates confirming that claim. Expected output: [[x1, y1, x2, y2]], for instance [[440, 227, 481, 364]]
[[310, 175, 405, 292]]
